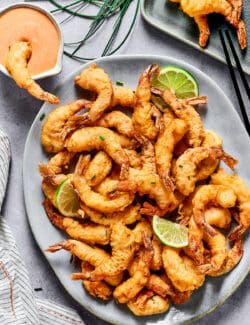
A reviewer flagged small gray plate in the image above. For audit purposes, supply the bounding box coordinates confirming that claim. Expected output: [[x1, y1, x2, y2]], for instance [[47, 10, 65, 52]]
[[141, 0, 250, 74], [23, 55, 250, 325]]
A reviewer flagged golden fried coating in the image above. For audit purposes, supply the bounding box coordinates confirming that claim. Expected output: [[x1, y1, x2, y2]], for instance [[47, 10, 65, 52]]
[[73, 155, 134, 213], [6, 41, 60, 103], [80, 203, 141, 225], [113, 232, 153, 303], [74, 63, 113, 123], [42, 63, 250, 317], [175, 147, 237, 196], [83, 151, 112, 187], [127, 291, 170, 316], [162, 246, 205, 292], [169, 0, 247, 49], [41, 99, 88, 153], [132, 64, 162, 140], [211, 168, 250, 240], [43, 199, 110, 245], [151, 87, 206, 147]]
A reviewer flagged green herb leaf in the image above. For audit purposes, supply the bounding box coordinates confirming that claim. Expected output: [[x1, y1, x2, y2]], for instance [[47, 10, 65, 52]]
[[99, 135, 105, 141], [150, 180, 156, 184], [39, 113, 46, 121], [116, 80, 124, 86]]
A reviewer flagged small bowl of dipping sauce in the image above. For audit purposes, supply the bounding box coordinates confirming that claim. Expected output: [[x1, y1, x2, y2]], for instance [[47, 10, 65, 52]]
[[0, 2, 63, 80]]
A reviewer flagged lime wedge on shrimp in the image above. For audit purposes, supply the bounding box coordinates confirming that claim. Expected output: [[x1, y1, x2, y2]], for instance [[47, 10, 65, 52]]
[[152, 215, 189, 248], [151, 65, 199, 110], [55, 179, 80, 217]]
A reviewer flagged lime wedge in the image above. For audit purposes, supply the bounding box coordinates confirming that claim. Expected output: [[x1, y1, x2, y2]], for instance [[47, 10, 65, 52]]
[[151, 65, 199, 103], [55, 179, 80, 217], [152, 215, 188, 248]]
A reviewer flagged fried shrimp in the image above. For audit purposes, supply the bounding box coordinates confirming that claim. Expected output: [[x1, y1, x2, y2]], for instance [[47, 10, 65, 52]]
[[111, 86, 135, 108], [162, 246, 205, 292], [169, 0, 247, 49], [73, 155, 133, 213], [96, 111, 135, 138], [196, 129, 223, 180], [67, 126, 130, 177], [46, 240, 123, 286], [83, 151, 112, 187], [175, 147, 237, 196], [151, 87, 207, 147], [41, 99, 88, 153], [198, 229, 228, 275], [116, 169, 178, 211], [6, 41, 59, 104], [192, 184, 237, 236], [151, 236, 163, 270], [132, 64, 162, 140], [155, 111, 188, 190], [127, 290, 170, 316], [80, 262, 113, 300], [185, 206, 232, 266], [40, 63, 250, 317], [211, 168, 250, 240], [43, 199, 110, 245], [113, 232, 153, 303], [77, 223, 136, 281], [74, 63, 113, 123], [80, 203, 141, 225], [132, 220, 153, 245], [209, 238, 243, 276]]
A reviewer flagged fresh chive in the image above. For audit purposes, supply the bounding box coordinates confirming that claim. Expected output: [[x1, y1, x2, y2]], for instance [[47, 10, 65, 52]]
[[150, 180, 156, 184], [116, 81, 124, 86], [99, 135, 105, 141], [39, 113, 46, 121], [48, 0, 140, 61], [178, 164, 183, 168], [91, 174, 96, 180]]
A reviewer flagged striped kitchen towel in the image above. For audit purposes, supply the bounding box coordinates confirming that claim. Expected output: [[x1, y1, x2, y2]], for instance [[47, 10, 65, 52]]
[[0, 129, 85, 325]]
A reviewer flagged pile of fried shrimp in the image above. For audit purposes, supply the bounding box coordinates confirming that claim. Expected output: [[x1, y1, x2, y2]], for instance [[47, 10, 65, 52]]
[[39, 63, 250, 317]]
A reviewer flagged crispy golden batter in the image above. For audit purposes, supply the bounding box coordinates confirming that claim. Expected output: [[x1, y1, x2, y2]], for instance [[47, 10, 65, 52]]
[[41, 63, 250, 317], [175, 147, 237, 196], [6, 41, 60, 103], [43, 199, 110, 245], [132, 64, 162, 140], [41, 100, 88, 153], [162, 246, 205, 292], [74, 63, 113, 123], [169, 0, 247, 49]]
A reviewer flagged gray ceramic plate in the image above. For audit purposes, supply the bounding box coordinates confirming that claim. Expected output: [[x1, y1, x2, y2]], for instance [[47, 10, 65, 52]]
[[141, 0, 250, 74], [23, 55, 250, 325]]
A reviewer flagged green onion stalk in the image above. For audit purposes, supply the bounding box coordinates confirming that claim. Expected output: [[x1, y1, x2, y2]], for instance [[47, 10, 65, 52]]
[[48, 0, 140, 61]]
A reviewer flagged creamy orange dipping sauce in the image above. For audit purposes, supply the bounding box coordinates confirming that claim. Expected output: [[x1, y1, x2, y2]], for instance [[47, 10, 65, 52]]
[[0, 7, 60, 76]]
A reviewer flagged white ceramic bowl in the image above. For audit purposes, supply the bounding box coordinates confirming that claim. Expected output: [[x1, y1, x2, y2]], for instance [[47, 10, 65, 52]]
[[0, 2, 63, 80]]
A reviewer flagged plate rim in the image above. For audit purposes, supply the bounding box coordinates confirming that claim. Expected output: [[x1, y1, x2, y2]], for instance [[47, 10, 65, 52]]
[[23, 53, 250, 325]]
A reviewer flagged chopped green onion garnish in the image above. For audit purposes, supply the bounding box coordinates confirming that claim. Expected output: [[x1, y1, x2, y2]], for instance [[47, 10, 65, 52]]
[[91, 174, 96, 180], [39, 113, 46, 121], [116, 81, 124, 86], [150, 180, 156, 184], [99, 135, 105, 141]]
